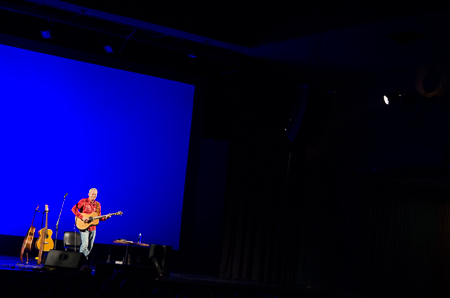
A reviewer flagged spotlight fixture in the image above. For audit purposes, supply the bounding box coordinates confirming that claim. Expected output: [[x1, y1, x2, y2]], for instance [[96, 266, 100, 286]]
[[40, 30, 52, 39], [103, 45, 114, 53], [383, 92, 415, 106], [383, 92, 402, 105]]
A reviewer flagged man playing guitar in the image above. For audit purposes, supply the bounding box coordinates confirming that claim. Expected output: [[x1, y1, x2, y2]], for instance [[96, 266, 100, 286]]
[[71, 188, 111, 258]]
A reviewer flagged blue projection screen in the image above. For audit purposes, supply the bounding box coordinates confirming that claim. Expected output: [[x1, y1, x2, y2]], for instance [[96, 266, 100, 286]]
[[0, 43, 195, 249]]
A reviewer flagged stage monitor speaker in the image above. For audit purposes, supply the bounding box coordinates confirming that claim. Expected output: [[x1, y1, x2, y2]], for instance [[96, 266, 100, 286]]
[[44, 250, 86, 271], [148, 244, 172, 274]]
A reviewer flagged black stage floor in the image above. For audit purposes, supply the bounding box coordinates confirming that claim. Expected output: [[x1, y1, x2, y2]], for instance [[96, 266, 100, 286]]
[[0, 255, 365, 298]]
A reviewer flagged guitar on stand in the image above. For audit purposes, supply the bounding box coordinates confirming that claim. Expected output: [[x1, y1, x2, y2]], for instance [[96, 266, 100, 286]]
[[75, 211, 123, 230], [35, 205, 54, 265], [20, 205, 39, 263]]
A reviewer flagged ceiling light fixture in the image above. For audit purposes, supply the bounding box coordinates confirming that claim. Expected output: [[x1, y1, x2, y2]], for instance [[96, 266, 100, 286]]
[[40, 29, 52, 39], [103, 45, 114, 53]]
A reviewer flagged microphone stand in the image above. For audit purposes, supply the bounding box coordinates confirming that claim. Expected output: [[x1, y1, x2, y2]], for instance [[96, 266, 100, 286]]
[[54, 193, 68, 250], [74, 223, 77, 252]]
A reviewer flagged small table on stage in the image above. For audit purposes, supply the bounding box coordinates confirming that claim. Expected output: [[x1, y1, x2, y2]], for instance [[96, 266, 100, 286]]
[[113, 239, 149, 265]]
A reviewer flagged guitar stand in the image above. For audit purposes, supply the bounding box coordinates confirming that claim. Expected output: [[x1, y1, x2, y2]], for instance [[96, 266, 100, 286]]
[[18, 252, 30, 264], [34, 252, 48, 266]]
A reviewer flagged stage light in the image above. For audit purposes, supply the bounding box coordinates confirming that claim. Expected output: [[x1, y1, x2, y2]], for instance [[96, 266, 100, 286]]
[[103, 45, 114, 53], [40, 30, 52, 39], [187, 54, 197, 58], [383, 92, 415, 106], [384, 92, 402, 106]]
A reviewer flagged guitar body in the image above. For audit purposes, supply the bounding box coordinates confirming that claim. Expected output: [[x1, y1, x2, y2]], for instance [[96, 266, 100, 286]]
[[76, 212, 100, 230], [23, 226, 36, 251], [75, 211, 123, 230], [35, 228, 54, 252]]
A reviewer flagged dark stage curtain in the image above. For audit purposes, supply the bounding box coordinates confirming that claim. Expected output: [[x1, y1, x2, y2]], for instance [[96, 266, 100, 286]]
[[218, 70, 306, 284], [217, 66, 450, 294], [218, 71, 339, 286], [356, 180, 439, 296], [221, 158, 450, 295], [219, 128, 339, 285], [219, 129, 291, 283], [437, 199, 450, 296]]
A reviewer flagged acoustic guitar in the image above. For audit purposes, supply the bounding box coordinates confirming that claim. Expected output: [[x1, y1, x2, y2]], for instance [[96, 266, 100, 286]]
[[20, 205, 39, 263], [35, 205, 54, 265], [75, 211, 123, 230]]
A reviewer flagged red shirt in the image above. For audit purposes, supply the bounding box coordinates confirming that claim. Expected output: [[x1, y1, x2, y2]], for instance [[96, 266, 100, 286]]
[[71, 198, 105, 231]]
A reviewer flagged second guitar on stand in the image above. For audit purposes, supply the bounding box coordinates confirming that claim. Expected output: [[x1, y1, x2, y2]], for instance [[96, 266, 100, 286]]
[[35, 205, 54, 265]]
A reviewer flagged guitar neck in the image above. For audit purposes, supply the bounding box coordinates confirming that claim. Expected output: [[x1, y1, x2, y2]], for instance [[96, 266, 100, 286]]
[[30, 206, 39, 227], [92, 213, 114, 220]]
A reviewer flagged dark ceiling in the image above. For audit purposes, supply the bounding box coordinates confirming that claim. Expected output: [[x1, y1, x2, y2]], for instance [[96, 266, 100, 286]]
[[61, 1, 442, 47], [0, 1, 449, 74]]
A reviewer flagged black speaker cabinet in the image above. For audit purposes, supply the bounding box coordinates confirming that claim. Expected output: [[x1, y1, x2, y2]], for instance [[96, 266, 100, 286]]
[[44, 250, 86, 270], [148, 244, 172, 274]]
